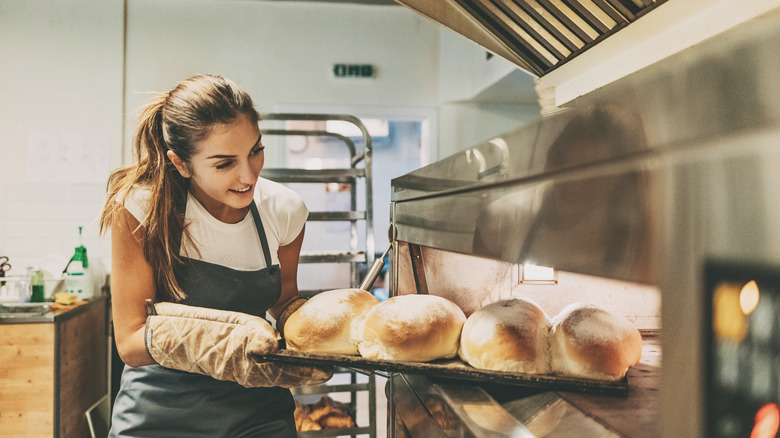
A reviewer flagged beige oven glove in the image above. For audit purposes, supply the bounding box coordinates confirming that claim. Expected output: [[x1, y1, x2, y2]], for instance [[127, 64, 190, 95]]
[[275, 296, 307, 338], [145, 301, 333, 388]]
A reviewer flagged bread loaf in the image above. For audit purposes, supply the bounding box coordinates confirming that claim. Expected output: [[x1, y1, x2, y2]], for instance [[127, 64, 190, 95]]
[[549, 303, 642, 380], [283, 288, 379, 355], [358, 294, 466, 362], [459, 297, 551, 373]]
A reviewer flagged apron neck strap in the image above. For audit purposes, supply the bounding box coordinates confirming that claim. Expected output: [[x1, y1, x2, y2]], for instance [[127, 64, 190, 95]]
[[249, 202, 274, 269]]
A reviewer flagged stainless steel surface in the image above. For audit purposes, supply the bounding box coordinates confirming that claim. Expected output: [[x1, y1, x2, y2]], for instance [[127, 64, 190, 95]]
[[395, 0, 666, 76], [299, 250, 367, 264], [391, 374, 535, 438], [435, 382, 534, 437], [260, 168, 365, 183], [503, 392, 621, 437], [0, 302, 52, 319], [389, 8, 780, 437], [391, 374, 452, 438], [0, 295, 108, 325], [259, 112, 375, 291], [391, 7, 780, 285], [360, 243, 392, 291]]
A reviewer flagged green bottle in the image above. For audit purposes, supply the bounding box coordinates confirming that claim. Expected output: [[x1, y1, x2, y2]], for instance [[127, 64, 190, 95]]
[[30, 268, 45, 302]]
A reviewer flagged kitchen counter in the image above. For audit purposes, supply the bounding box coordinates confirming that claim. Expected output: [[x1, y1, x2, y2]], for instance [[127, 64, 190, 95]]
[[0, 295, 109, 437], [0, 295, 107, 324]]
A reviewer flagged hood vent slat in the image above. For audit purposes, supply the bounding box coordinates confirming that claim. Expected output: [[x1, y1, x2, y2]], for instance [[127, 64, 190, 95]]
[[397, 0, 666, 76]]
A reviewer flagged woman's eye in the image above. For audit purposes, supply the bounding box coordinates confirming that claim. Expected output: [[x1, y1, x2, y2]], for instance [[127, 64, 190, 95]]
[[250, 146, 265, 156], [216, 161, 234, 170]]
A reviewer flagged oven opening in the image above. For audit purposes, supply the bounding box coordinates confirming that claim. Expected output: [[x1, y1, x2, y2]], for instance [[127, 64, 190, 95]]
[[706, 261, 780, 438]]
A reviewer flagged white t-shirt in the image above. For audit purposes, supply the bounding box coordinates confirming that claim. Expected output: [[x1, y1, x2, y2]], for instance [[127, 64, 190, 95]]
[[123, 177, 308, 271]]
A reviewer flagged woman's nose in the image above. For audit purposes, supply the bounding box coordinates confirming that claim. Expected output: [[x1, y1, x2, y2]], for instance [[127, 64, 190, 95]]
[[237, 160, 258, 183]]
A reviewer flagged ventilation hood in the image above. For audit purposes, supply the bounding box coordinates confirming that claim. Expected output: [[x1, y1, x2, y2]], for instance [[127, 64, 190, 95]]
[[395, 0, 667, 76]]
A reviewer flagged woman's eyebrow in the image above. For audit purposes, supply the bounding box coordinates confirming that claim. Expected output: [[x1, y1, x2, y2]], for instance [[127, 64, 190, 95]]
[[206, 134, 263, 159]]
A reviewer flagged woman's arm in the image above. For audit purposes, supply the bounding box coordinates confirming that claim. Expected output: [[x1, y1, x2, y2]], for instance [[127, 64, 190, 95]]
[[268, 224, 305, 320], [111, 206, 157, 367]]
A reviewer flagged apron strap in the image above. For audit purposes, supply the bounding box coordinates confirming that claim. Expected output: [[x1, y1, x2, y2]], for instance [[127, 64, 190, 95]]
[[250, 202, 274, 269]]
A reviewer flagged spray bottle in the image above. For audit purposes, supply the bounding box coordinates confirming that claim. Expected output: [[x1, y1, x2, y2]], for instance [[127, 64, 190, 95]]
[[63, 226, 93, 299]]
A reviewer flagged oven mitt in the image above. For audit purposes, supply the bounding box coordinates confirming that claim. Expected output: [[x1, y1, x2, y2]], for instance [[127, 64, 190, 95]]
[[275, 296, 307, 338], [145, 301, 334, 388]]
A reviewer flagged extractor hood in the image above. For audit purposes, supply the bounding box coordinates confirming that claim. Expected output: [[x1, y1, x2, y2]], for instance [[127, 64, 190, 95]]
[[395, 0, 667, 77]]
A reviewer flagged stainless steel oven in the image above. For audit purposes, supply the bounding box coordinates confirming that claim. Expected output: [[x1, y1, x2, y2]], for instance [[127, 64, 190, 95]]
[[386, 8, 780, 437]]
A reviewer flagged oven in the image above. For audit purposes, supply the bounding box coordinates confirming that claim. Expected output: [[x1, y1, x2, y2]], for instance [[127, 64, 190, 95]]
[[385, 8, 780, 437]]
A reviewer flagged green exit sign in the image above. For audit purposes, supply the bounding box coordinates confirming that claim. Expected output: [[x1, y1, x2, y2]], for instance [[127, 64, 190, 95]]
[[333, 64, 375, 78]]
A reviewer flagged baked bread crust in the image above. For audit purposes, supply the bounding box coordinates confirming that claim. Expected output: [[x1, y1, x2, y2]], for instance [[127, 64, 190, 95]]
[[358, 294, 466, 362], [284, 288, 380, 355], [459, 297, 551, 373], [550, 302, 642, 380]]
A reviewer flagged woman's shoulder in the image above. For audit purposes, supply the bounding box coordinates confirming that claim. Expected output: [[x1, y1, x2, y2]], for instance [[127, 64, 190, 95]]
[[254, 177, 308, 225], [255, 177, 304, 207], [118, 185, 153, 221]]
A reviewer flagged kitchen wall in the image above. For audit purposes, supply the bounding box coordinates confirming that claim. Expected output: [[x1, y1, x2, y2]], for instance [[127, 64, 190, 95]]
[[0, 0, 125, 283], [0, 0, 540, 286]]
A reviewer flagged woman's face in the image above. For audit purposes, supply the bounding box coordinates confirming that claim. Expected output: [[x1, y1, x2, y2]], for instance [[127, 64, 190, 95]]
[[175, 114, 264, 223]]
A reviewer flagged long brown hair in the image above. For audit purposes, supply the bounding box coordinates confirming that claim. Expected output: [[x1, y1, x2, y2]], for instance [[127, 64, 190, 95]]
[[99, 74, 260, 301]]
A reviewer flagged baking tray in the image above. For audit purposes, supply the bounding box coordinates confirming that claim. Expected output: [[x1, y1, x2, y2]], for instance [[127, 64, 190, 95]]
[[252, 349, 629, 396]]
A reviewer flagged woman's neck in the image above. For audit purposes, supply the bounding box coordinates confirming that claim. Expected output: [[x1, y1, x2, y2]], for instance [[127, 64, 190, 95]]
[[188, 189, 250, 224]]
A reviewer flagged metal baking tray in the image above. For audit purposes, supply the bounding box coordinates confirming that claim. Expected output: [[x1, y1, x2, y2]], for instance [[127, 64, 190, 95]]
[[252, 349, 629, 396]]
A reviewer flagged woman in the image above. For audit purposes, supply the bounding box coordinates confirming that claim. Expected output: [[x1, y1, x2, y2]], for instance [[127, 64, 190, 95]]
[[100, 74, 331, 437]]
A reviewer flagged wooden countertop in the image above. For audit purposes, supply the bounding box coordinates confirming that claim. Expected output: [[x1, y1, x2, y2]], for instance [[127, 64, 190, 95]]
[[0, 295, 108, 324]]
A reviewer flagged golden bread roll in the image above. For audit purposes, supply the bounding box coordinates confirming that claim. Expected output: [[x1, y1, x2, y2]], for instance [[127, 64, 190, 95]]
[[458, 297, 551, 373], [319, 412, 357, 429], [284, 288, 379, 355], [550, 303, 642, 380], [358, 294, 466, 362], [294, 401, 322, 431]]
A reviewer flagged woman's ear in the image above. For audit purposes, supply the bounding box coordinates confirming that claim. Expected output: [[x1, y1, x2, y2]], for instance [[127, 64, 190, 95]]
[[167, 150, 191, 178]]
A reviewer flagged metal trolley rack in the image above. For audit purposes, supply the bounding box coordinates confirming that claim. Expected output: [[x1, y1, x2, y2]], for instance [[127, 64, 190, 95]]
[[259, 113, 377, 438]]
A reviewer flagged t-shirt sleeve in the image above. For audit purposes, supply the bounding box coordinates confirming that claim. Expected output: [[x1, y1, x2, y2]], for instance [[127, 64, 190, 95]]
[[119, 186, 151, 223], [255, 178, 309, 247], [277, 193, 309, 247]]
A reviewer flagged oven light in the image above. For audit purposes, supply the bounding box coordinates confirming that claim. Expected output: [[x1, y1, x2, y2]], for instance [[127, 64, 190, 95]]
[[520, 264, 557, 284], [740, 280, 760, 315], [713, 282, 747, 342], [751, 403, 779, 438]]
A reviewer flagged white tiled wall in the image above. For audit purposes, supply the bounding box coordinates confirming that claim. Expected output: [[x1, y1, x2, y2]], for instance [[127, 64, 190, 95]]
[[0, 182, 110, 294]]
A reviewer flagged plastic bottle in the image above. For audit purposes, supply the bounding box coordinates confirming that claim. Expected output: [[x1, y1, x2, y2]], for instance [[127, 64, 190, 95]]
[[30, 268, 45, 302], [18, 267, 32, 303], [63, 226, 93, 299]]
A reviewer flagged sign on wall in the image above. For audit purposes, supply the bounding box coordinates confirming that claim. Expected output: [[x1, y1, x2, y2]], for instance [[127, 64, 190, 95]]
[[332, 64, 375, 78]]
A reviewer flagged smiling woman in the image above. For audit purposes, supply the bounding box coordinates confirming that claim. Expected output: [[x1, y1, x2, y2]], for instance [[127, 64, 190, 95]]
[[97, 74, 332, 437]]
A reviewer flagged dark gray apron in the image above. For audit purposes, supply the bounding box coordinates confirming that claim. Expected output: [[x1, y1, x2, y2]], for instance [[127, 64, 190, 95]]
[[109, 197, 297, 438]]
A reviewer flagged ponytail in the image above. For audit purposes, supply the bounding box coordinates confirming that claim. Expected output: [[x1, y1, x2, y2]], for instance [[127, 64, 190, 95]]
[[100, 92, 189, 301]]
